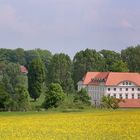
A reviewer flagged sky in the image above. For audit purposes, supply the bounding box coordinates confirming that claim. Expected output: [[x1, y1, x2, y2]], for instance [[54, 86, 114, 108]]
[[0, 0, 140, 57]]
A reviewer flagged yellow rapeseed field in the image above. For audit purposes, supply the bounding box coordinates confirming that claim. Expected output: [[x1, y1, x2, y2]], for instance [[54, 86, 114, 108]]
[[0, 110, 140, 140]]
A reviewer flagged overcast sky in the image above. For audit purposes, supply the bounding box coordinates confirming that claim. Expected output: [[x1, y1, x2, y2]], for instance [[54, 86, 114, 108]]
[[0, 0, 140, 57]]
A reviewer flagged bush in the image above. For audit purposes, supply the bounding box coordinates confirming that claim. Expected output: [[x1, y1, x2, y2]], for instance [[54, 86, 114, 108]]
[[101, 95, 124, 109], [74, 88, 91, 106], [43, 83, 65, 109]]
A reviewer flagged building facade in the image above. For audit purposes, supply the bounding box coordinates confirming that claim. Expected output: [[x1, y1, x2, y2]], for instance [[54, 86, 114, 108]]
[[78, 72, 140, 107]]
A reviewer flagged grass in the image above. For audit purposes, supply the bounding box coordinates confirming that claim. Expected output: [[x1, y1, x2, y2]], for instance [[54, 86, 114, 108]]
[[0, 109, 140, 139]]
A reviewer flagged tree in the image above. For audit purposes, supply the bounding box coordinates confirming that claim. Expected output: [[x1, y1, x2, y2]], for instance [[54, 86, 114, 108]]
[[121, 45, 140, 72], [0, 48, 13, 62], [24, 50, 40, 67], [73, 49, 105, 87], [48, 53, 74, 94], [43, 83, 65, 109], [0, 84, 11, 111], [11, 48, 26, 65], [1, 62, 29, 111], [74, 88, 91, 105], [111, 60, 129, 72], [2, 63, 21, 94], [28, 58, 45, 101], [101, 95, 123, 109], [100, 49, 121, 71], [14, 85, 29, 111]]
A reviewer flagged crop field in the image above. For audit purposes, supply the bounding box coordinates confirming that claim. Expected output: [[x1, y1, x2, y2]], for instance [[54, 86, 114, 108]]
[[0, 110, 140, 140]]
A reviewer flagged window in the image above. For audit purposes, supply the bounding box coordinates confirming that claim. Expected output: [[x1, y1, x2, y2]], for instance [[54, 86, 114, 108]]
[[123, 82, 125, 85], [132, 94, 134, 99], [120, 88, 122, 91], [138, 94, 140, 99], [126, 82, 128, 85], [108, 94, 110, 97], [113, 94, 116, 98], [125, 94, 128, 99], [132, 88, 134, 91], [129, 82, 131, 85], [114, 88, 116, 91], [119, 94, 123, 99], [126, 88, 128, 91], [108, 88, 110, 91], [138, 88, 140, 91]]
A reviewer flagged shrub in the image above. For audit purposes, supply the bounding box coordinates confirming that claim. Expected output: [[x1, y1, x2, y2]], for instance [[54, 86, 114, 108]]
[[43, 83, 65, 109]]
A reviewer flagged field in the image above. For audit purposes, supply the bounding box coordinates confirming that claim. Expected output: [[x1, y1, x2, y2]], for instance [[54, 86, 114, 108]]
[[0, 110, 140, 140]]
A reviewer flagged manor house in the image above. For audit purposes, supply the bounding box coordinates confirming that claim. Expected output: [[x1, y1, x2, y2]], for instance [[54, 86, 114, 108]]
[[78, 72, 140, 107]]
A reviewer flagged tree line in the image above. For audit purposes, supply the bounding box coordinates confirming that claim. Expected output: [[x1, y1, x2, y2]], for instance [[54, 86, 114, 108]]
[[0, 45, 140, 111]]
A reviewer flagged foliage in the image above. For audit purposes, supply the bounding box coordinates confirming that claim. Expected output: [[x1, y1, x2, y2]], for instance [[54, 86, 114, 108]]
[[43, 83, 65, 109], [121, 45, 140, 72], [0, 84, 11, 111], [1, 62, 29, 111], [111, 60, 129, 72], [73, 48, 105, 87], [48, 53, 74, 94], [101, 95, 124, 109], [14, 85, 29, 111], [11, 48, 26, 65], [100, 49, 122, 71], [74, 88, 91, 106], [2, 63, 21, 94], [28, 58, 45, 101]]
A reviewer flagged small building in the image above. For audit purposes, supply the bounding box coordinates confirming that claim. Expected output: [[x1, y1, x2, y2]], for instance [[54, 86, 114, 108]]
[[20, 65, 28, 74], [78, 72, 140, 108]]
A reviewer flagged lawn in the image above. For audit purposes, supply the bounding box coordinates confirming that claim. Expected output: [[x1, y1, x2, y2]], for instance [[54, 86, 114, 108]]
[[0, 109, 140, 140]]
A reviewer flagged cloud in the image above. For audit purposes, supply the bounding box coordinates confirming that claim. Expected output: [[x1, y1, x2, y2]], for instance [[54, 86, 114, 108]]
[[121, 19, 135, 30]]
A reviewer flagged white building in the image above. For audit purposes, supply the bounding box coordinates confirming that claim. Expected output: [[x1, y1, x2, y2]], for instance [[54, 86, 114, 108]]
[[78, 72, 140, 107]]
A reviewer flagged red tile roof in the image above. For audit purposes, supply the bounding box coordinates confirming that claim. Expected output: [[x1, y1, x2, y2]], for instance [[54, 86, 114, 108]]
[[83, 72, 99, 84], [119, 99, 140, 108], [82, 72, 140, 86], [106, 72, 140, 86], [20, 66, 28, 74]]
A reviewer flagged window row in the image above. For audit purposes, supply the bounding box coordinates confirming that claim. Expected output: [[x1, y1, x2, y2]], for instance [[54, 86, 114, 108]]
[[108, 88, 140, 91], [108, 93, 140, 99]]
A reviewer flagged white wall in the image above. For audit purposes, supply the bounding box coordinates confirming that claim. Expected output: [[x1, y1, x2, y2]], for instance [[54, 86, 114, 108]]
[[105, 81, 140, 99], [78, 81, 140, 106]]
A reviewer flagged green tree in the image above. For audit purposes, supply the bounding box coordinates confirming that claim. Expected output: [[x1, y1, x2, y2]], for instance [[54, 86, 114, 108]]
[[100, 49, 121, 71], [121, 45, 140, 72], [2, 62, 29, 111], [28, 58, 45, 101], [14, 85, 29, 111], [111, 60, 129, 72], [48, 53, 74, 94], [2, 63, 21, 94], [11, 48, 26, 65], [0, 84, 11, 111], [74, 88, 91, 105], [0, 48, 13, 62], [43, 83, 65, 109], [73, 49, 105, 87], [101, 95, 123, 109]]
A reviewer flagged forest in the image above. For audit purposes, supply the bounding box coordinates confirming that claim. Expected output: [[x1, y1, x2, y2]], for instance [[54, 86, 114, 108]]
[[0, 45, 140, 111]]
